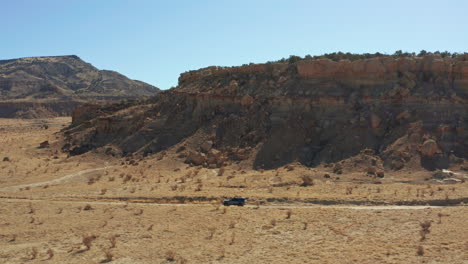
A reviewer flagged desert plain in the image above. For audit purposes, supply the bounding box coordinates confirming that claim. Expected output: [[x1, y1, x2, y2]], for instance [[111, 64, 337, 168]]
[[0, 117, 466, 264]]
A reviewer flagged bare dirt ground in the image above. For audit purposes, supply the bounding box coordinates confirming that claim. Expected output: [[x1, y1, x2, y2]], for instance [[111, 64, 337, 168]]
[[0, 118, 467, 263]]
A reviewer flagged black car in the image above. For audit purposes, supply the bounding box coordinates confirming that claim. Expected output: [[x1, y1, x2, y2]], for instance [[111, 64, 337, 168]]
[[223, 197, 246, 206]]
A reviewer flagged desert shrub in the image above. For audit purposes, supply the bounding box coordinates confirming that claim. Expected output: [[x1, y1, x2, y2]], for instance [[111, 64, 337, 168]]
[[123, 174, 132, 183], [229, 232, 236, 245], [82, 235, 97, 250], [46, 248, 54, 259], [300, 175, 314, 187], [103, 249, 113, 262], [27, 203, 35, 214], [417, 245, 424, 256], [87, 177, 96, 185], [109, 235, 118, 248], [134, 209, 144, 216], [207, 227, 216, 240], [419, 221, 431, 241], [8, 234, 17, 242], [270, 219, 277, 227], [30, 247, 38, 260], [165, 250, 176, 261], [286, 210, 292, 219]]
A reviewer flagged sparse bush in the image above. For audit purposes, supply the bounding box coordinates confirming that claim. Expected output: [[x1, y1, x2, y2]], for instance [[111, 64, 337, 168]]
[[100, 188, 107, 195], [83, 204, 92, 211], [437, 213, 448, 224], [165, 250, 176, 261], [270, 219, 277, 227], [134, 209, 144, 215], [218, 248, 226, 260], [254, 201, 260, 209], [123, 174, 132, 183], [109, 235, 117, 248], [419, 221, 432, 241], [46, 248, 54, 260], [217, 168, 225, 176], [207, 227, 216, 240], [30, 247, 38, 260], [417, 245, 424, 256], [229, 232, 236, 245], [286, 210, 292, 219], [103, 249, 113, 262], [27, 203, 35, 214], [300, 175, 314, 187], [87, 177, 96, 185], [82, 235, 97, 250], [8, 234, 16, 242]]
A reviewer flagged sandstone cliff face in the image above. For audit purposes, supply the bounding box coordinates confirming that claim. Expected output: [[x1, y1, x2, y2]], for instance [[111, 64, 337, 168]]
[[0, 55, 159, 117], [65, 55, 468, 171]]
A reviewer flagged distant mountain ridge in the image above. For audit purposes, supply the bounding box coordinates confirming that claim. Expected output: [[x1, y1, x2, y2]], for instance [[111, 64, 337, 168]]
[[0, 55, 159, 117]]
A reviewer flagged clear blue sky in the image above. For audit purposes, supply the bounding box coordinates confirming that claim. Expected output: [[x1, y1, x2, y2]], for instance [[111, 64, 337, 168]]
[[2, 0, 467, 89]]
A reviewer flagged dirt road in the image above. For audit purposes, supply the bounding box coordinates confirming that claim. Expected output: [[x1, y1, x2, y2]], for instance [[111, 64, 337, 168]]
[[1, 197, 463, 211]]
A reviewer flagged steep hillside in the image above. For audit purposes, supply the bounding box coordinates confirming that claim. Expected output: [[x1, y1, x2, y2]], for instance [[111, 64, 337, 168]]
[[64, 54, 468, 175], [0, 55, 159, 117]]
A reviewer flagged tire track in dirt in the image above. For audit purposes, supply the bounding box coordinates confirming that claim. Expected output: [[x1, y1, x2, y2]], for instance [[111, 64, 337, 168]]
[[0, 165, 112, 193]]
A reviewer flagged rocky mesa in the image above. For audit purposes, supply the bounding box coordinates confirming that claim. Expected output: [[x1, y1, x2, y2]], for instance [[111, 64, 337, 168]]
[[0, 55, 159, 117], [63, 54, 468, 176]]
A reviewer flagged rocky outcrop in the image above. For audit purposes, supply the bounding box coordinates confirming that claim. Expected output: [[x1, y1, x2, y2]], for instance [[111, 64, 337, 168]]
[[63, 54, 468, 171], [0, 55, 159, 117]]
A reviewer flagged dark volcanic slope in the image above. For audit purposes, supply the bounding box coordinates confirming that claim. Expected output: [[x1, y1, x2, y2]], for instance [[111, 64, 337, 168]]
[[0, 55, 159, 117], [65, 54, 468, 172]]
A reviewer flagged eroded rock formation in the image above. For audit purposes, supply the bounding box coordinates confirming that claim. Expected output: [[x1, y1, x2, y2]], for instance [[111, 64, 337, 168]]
[[64, 54, 468, 171]]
